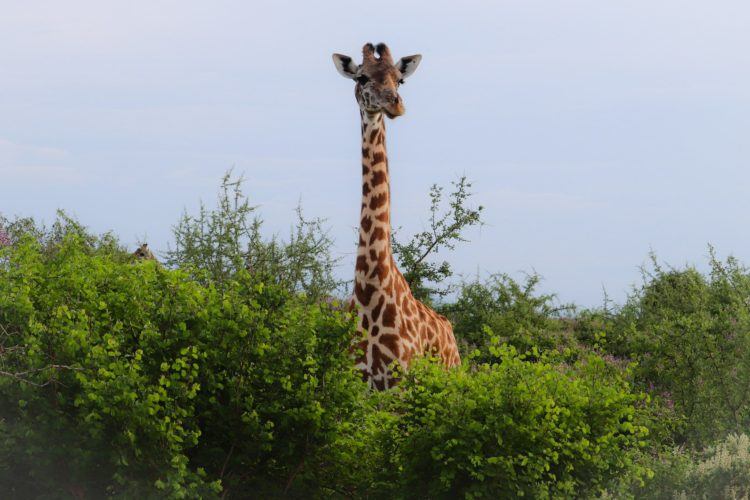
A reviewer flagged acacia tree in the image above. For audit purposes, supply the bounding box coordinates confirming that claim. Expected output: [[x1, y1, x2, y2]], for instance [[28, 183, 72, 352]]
[[392, 176, 484, 303], [166, 171, 341, 299]]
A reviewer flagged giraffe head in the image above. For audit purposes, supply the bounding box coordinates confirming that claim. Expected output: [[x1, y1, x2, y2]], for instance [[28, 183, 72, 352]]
[[332, 43, 422, 119], [133, 243, 156, 260]]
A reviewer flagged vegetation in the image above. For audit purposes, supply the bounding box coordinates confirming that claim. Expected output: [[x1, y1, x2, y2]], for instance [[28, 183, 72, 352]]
[[383, 348, 650, 498], [1, 173, 749, 498], [392, 175, 483, 303], [576, 252, 750, 447], [167, 172, 341, 299], [443, 272, 577, 363]]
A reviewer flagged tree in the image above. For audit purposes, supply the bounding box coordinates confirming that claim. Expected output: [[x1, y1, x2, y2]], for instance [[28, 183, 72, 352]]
[[392, 176, 483, 303], [166, 171, 341, 299]]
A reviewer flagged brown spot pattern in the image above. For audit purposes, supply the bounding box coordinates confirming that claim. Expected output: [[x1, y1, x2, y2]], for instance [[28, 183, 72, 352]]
[[382, 303, 397, 328], [360, 215, 372, 233], [371, 295, 385, 322], [369, 226, 386, 244], [369, 192, 388, 210], [371, 169, 387, 186], [354, 280, 376, 306], [369, 261, 389, 281], [380, 333, 400, 358], [356, 255, 369, 274]]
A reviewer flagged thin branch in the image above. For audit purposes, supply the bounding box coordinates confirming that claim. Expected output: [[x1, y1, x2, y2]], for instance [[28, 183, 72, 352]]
[[219, 442, 236, 481], [0, 364, 82, 387]]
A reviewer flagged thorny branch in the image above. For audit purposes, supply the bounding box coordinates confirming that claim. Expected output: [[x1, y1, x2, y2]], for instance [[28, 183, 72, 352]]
[[392, 176, 484, 302]]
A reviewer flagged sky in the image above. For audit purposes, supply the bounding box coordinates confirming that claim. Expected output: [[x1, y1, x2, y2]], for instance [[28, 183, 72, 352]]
[[1, 0, 749, 307]]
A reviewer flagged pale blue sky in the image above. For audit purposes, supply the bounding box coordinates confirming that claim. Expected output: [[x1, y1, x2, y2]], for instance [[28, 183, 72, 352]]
[[2, 1, 749, 306]]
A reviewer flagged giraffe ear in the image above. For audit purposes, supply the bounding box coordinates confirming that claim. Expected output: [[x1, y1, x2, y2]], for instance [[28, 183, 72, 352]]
[[396, 54, 422, 80], [332, 53, 359, 79]]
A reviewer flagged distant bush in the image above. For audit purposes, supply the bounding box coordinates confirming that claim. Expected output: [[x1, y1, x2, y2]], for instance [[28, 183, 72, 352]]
[[576, 251, 750, 447], [0, 209, 126, 259], [621, 433, 750, 499], [679, 433, 750, 499], [444, 273, 579, 363], [167, 172, 341, 299]]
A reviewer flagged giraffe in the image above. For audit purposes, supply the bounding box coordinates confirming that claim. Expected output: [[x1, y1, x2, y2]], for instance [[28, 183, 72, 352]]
[[132, 243, 157, 261], [332, 43, 461, 390]]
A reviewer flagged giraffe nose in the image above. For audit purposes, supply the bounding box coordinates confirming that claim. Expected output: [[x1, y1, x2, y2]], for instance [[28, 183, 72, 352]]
[[383, 91, 405, 117], [382, 90, 399, 104]]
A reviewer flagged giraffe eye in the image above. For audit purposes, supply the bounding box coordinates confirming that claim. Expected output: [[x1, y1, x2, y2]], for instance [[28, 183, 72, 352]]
[[356, 75, 369, 85], [398, 79, 404, 86]]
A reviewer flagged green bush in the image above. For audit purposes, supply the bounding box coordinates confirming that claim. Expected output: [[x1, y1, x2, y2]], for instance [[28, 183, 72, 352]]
[[377, 346, 651, 499], [576, 252, 750, 446], [166, 172, 341, 299], [0, 217, 662, 498], [444, 274, 579, 363], [0, 231, 368, 497], [1, 182, 683, 499]]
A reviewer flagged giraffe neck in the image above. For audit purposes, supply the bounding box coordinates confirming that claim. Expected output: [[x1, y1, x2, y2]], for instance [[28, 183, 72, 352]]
[[351, 109, 462, 389], [355, 110, 392, 290]]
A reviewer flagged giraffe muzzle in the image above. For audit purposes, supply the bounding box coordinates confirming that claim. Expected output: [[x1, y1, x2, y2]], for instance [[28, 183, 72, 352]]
[[384, 101, 405, 118]]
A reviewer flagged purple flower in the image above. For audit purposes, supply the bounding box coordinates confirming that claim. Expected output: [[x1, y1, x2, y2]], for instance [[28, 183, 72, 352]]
[[0, 228, 10, 248], [602, 354, 628, 369]]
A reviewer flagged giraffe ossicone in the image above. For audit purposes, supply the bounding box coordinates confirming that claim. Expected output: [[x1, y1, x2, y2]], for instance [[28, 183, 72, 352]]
[[333, 42, 461, 390]]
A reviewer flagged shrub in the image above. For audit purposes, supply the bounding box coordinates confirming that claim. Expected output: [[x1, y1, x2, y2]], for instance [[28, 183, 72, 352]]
[[167, 172, 341, 299], [443, 274, 578, 363], [0, 230, 368, 497], [576, 252, 750, 446], [0, 204, 670, 498], [679, 433, 750, 499], [377, 346, 652, 499], [625, 433, 750, 499]]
